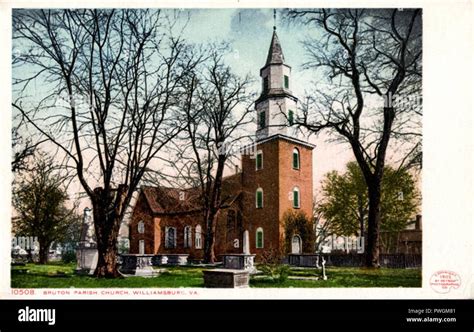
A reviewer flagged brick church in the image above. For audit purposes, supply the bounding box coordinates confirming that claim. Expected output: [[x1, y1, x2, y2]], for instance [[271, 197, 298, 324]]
[[129, 29, 315, 261]]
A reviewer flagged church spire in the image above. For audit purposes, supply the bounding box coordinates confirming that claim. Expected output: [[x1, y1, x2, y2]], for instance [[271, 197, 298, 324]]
[[265, 29, 285, 66], [256, 25, 297, 141], [265, 9, 284, 66]]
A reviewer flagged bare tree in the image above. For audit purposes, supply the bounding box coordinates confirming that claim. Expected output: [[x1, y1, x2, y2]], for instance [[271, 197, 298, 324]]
[[165, 47, 254, 263], [11, 116, 47, 173], [285, 9, 422, 266], [12, 9, 203, 277]]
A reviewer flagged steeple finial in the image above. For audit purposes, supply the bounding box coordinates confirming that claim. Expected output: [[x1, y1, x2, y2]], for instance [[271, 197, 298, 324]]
[[273, 9, 276, 31]]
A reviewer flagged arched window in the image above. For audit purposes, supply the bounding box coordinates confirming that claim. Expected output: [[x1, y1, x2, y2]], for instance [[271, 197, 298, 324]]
[[256, 227, 264, 249], [292, 148, 300, 169], [137, 221, 145, 234], [256, 188, 263, 208], [195, 225, 202, 249], [184, 226, 192, 248], [165, 227, 176, 249], [293, 186, 300, 208]]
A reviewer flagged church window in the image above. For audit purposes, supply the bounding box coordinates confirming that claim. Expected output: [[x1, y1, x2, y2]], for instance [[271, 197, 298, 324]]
[[293, 187, 300, 208], [263, 76, 269, 92], [293, 148, 300, 169], [137, 221, 145, 234], [256, 150, 263, 170], [256, 188, 263, 208], [195, 225, 202, 249], [256, 227, 264, 248], [288, 110, 294, 125], [184, 226, 192, 248], [165, 227, 176, 249], [259, 111, 266, 129], [284, 75, 289, 89]]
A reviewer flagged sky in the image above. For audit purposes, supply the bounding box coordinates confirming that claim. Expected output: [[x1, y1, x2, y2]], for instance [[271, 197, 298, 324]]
[[11, 8, 387, 218], [174, 8, 354, 187], [13, 9, 355, 203]]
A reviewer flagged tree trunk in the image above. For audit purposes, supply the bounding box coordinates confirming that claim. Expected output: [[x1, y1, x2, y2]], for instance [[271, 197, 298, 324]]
[[38, 241, 49, 264], [95, 230, 120, 278], [93, 205, 121, 278], [203, 211, 218, 263], [366, 182, 382, 267], [92, 185, 128, 278], [357, 194, 365, 253], [203, 155, 226, 264]]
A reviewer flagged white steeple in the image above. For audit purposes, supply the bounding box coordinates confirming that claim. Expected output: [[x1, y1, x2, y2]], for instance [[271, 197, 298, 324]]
[[255, 28, 298, 141]]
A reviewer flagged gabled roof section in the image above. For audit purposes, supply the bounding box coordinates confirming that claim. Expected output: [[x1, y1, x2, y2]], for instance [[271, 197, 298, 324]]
[[139, 174, 243, 216], [141, 186, 201, 215]]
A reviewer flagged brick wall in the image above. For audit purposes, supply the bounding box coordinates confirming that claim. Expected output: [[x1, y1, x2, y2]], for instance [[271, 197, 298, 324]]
[[156, 214, 203, 259], [241, 136, 314, 259], [241, 138, 280, 257], [130, 136, 314, 261], [129, 192, 154, 254], [277, 138, 314, 241]]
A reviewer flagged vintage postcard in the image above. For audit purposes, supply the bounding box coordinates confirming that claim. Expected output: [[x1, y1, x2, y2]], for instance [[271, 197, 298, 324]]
[[0, 0, 472, 300]]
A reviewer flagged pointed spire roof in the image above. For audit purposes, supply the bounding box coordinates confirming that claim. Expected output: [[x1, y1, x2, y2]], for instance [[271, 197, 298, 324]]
[[265, 29, 285, 66]]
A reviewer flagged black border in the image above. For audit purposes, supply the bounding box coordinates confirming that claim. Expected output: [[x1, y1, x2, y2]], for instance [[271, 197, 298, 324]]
[[0, 299, 473, 330]]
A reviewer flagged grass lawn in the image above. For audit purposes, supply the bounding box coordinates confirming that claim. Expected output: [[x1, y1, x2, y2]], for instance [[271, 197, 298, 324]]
[[11, 263, 204, 288], [11, 263, 421, 288], [252, 267, 421, 288]]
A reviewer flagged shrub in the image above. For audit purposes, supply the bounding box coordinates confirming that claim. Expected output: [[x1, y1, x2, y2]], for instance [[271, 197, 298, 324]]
[[259, 248, 289, 283], [61, 250, 76, 264], [282, 210, 315, 253]]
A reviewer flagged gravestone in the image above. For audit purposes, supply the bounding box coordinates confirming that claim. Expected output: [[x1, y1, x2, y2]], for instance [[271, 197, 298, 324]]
[[243, 230, 250, 255], [222, 254, 256, 273], [203, 269, 250, 288], [221, 229, 256, 273], [120, 254, 161, 277], [75, 207, 98, 275], [151, 254, 189, 266]]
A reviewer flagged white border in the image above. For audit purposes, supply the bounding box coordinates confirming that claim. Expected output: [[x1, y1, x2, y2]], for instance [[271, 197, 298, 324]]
[[0, 0, 473, 299]]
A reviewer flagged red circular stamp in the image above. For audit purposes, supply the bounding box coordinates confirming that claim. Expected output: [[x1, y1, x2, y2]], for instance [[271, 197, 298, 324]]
[[430, 270, 461, 294]]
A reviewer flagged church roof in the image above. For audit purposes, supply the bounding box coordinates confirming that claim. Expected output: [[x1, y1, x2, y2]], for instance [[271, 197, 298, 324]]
[[255, 88, 298, 104], [139, 173, 243, 216], [265, 30, 285, 66], [141, 186, 202, 215]]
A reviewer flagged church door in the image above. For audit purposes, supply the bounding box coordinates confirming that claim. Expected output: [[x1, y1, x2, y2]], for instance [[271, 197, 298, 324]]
[[291, 235, 302, 254]]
